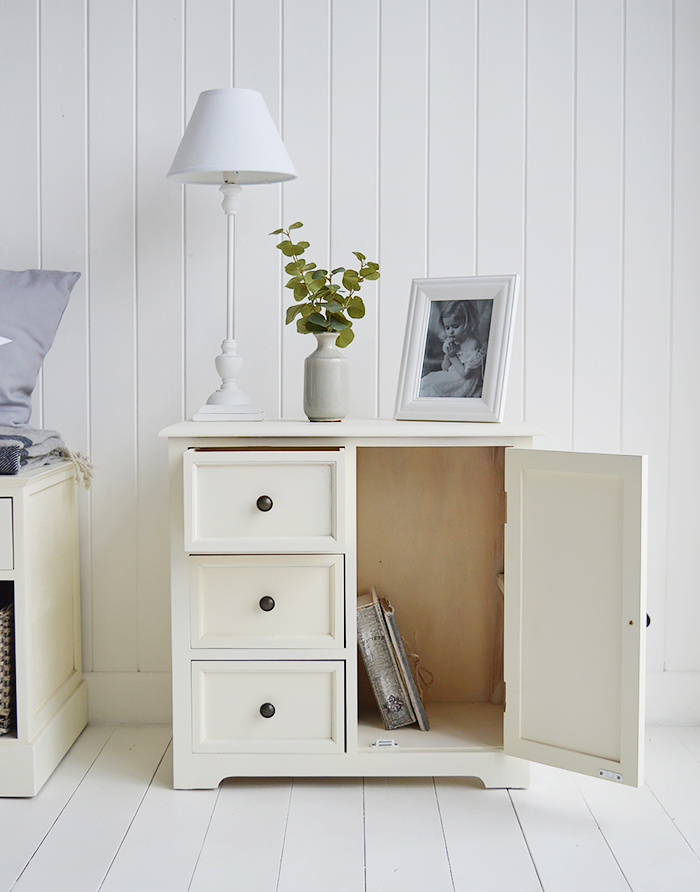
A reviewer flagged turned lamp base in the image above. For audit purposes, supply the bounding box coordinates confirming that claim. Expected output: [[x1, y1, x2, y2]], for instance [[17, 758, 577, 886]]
[[192, 337, 264, 421]]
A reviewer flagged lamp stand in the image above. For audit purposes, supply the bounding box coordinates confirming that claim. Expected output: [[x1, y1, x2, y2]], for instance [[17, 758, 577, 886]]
[[192, 183, 264, 421]]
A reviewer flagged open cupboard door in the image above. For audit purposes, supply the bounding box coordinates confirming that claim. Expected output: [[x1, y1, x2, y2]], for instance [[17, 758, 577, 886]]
[[503, 448, 647, 787]]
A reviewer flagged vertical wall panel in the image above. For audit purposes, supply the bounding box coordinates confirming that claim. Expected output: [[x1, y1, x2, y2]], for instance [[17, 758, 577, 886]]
[[427, 0, 477, 279], [88, 0, 138, 671], [7, 1, 700, 719], [572, 0, 625, 452], [622, 0, 673, 671], [234, 0, 285, 418], [523, 0, 575, 449], [38, 0, 88, 444], [281, 0, 332, 418], [378, 0, 429, 417], [666, 0, 700, 671], [477, 0, 526, 422], [0, 3, 39, 270], [136, 0, 185, 672], [183, 0, 232, 419], [330, 0, 380, 418]]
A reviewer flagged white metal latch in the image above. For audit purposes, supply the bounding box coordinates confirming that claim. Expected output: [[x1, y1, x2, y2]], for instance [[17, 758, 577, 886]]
[[371, 739, 399, 749], [598, 769, 623, 783]]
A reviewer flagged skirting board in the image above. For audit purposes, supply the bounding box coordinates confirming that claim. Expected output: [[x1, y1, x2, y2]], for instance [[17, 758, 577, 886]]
[[84, 670, 699, 726], [85, 672, 172, 724]]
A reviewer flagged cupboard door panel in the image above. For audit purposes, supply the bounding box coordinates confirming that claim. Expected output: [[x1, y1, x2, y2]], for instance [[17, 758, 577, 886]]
[[504, 448, 646, 786]]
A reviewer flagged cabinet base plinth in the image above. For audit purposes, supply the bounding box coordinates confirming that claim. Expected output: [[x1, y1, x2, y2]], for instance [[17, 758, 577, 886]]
[[0, 681, 88, 797]]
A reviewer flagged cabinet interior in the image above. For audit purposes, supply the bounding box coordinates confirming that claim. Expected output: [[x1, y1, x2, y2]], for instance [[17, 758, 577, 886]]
[[355, 445, 506, 751]]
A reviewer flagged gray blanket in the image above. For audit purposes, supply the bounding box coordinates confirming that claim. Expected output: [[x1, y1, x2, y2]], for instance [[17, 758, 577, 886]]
[[0, 426, 93, 487]]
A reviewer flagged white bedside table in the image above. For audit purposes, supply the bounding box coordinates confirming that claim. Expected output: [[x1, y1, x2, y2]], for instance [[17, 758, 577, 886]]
[[161, 419, 646, 790], [0, 462, 87, 796]]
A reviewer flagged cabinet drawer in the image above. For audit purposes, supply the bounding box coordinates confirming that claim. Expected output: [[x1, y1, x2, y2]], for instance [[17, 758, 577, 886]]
[[184, 450, 345, 553], [192, 661, 344, 754], [190, 554, 344, 649], [0, 499, 12, 570]]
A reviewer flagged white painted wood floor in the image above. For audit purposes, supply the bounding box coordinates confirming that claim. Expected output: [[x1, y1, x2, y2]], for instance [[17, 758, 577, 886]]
[[2, 725, 700, 892]]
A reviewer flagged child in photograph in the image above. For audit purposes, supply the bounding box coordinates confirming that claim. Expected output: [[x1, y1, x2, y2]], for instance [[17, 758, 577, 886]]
[[419, 300, 486, 398]]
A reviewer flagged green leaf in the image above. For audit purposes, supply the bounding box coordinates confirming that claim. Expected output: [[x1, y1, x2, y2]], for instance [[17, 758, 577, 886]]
[[330, 267, 345, 276], [269, 228, 285, 235], [297, 318, 310, 333], [342, 270, 360, 290], [293, 283, 308, 300], [328, 318, 349, 331], [301, 304, 315, 317], [309, 278, 327, 294], [285, 276, 301, 289], [310, 269, 327, 280], [296, 241, 310, 250], [352, 251, 366, 263], [363, 270, 380, 280], [347, 304, 365, 319], [305, 320, 328, 333], [335, 327, 355, 348], [286, 304, 304, 324], [366, 261, 379, 270], [285, 261, 302, 275], [288, 221, 304, 230], [307, 312, 327, 326], [303, 262, 316, 271]]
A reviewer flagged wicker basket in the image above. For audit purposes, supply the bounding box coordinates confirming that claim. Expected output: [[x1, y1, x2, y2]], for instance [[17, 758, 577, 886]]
[[0, 602, 13, 734]]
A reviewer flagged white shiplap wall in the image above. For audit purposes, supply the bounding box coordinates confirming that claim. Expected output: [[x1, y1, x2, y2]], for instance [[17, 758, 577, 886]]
[[0, 0, 697, 722]]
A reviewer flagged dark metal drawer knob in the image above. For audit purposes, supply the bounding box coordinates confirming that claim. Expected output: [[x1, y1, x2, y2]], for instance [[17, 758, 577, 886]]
[[256, 495, 273, 512], [259, 596, 275, 612], [260, 702, 276, 719]]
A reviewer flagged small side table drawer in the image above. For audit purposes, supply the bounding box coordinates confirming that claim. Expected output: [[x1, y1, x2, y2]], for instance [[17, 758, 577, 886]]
[[0, 499, 12, 570], [192, 661, 345, 754], [190, 554, 344, 649], [184, 450, 345, 553]]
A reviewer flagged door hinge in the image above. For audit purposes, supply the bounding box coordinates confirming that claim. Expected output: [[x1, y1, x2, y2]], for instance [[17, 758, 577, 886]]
[[598, 769, 623, 783]]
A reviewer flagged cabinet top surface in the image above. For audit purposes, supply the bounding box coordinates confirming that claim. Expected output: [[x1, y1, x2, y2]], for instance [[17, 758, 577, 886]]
[[0, 460, 74, 491], [159, 417, 542, 442]]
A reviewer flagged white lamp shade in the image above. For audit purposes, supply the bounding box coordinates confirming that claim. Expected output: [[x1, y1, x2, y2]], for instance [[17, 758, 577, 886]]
[[167, 87, 297, 185]]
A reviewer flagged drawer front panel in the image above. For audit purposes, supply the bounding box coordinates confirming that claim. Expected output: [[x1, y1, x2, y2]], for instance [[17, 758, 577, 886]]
[[190, 554, 344, 649], [0, 498, 12, 570], [192, 661, 345, 754], [184, 450, 344, 553]]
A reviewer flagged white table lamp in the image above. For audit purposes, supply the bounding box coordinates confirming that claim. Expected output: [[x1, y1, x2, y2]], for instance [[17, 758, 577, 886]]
[[168, 87, 297, 420]]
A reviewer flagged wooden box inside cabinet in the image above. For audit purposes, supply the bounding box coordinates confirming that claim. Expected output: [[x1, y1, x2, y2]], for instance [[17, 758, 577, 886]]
[[0, 463, 88, 797], [161, 419, 647, 792]]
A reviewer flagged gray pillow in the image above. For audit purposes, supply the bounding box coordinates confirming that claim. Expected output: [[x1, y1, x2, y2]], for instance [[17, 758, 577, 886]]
[[0, 269, 80, 426]]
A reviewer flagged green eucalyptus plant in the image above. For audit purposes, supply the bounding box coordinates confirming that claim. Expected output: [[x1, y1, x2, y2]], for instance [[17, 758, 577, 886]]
[[270, 222, 380, 347]]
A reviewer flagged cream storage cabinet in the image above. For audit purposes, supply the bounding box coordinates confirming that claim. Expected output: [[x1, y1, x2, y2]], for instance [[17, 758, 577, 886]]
[[162, 420, 647, 791], [0, 463, 87, 796]]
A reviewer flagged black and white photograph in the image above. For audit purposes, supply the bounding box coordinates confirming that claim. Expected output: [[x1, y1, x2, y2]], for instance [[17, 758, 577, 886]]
[[395, 276, 519, 422], [419, 298, 493, 399]]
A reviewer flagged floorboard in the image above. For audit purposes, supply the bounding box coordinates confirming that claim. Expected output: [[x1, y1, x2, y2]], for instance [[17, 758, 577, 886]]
[[99, 742, 219, 892], [0, 725, 113, 892], [643, 725, 700, 859], [435, 778, 543, 892], [363, 777, 454, 892], [509, 763, 631, 892], [187, 777, 292, 892], [9, 725, 171, 892], [575, 768, 700, 892], [277, 778, 365, 892]]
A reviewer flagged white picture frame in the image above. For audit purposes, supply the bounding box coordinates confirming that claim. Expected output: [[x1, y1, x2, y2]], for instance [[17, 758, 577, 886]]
[[394, 275, 519, 422]]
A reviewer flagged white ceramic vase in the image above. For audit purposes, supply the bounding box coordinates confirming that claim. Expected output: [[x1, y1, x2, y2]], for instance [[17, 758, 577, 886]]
[[303, 332, 350, 422]]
